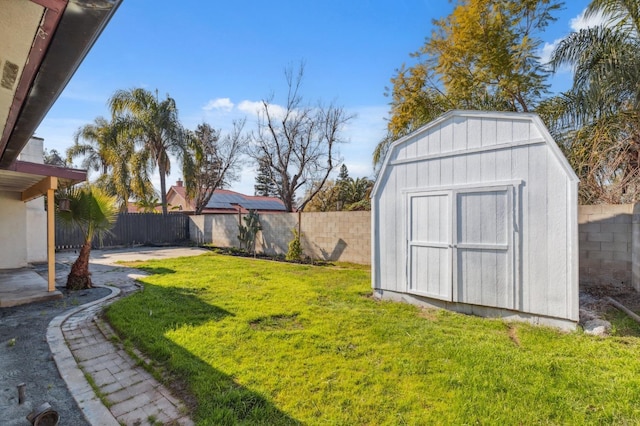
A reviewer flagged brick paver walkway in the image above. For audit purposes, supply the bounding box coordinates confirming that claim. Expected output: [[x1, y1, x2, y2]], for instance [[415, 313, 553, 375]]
[[47, 248, 207, 425], [60, 296, 193, 426]]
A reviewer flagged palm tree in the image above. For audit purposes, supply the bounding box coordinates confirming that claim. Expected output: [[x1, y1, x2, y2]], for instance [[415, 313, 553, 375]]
[[341, 177, 374, 210], [547, 0, 640, 202], [57, 185, 118, 290], [68, 117, 154, 211], [109, 88, 186, 214], [134, 193, 160, 213], [67, 116, 117, 175]]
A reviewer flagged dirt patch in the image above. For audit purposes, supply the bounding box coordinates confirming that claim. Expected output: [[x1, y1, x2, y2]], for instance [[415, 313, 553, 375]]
[[580, 281, 640, 335], [249, 313, 304, 331], [507, 324, 521, 347], [418, 308, 439, 321]]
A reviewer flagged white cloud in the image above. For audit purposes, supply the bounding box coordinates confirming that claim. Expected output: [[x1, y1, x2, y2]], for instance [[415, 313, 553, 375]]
[[238, 100, 290, 120], [203, 97, 234, 112], [237, 100, 263, 115], [538, 8, 607, 72], [539, 39, 561, 65], [570, 8, 606, 31]]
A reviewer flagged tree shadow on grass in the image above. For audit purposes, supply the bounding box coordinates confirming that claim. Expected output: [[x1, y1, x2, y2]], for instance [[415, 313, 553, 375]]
[[105, 283, 301, 425], [129, 266, 177, 275]]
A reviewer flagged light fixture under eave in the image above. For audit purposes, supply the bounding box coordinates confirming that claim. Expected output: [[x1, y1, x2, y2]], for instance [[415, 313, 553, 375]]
[[58, 198, 70, 212]]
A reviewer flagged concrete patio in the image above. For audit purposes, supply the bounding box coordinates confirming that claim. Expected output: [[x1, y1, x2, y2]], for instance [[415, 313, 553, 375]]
[[0, 268, 62, 308]]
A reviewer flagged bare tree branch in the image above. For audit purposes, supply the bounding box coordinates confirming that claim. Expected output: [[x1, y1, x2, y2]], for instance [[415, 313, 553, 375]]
[[247, 64, 354, 211]]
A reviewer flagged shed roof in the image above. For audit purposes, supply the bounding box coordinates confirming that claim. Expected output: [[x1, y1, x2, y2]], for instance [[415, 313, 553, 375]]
[[371, 110, 579, 198]]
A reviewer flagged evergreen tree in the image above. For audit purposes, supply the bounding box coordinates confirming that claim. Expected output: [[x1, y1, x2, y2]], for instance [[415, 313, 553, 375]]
[[336, 164, 350, 209], [254, 155, 279, 197]]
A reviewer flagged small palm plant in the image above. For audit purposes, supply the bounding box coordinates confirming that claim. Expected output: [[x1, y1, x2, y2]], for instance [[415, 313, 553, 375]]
[[57, 185, 118, 290]]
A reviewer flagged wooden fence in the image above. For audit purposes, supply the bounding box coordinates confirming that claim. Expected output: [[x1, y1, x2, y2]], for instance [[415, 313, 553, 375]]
[[55, 213, 190, 250]]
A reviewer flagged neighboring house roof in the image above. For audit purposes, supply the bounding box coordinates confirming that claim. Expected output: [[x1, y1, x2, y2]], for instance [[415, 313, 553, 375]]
[[164, 182, 287, 214], [170, 183, 187, 201], [205, 189, 287, 212], [127, 185, 287, 214]]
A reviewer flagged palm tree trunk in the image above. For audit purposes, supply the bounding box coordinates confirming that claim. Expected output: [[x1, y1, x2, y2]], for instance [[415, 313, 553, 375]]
[[66, 242, 93, 290], [159, 163, 168, 215]]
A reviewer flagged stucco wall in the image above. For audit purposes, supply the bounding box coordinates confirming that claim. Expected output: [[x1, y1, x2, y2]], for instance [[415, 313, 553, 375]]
[[18, 136, 44, 164], [0, 191, 28, 268], [26, 198, 47, 263], [19, 136, 47, 263]]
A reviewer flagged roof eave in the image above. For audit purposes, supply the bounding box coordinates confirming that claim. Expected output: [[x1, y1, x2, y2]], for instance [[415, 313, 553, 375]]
[[0, 0, 122, 168]]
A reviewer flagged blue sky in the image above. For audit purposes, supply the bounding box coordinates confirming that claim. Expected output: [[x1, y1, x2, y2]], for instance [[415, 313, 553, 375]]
[[36, 0, 592, 196]]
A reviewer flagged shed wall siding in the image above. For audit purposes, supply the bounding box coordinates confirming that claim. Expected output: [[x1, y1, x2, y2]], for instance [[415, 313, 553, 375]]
[[374, 113, 577, 322]]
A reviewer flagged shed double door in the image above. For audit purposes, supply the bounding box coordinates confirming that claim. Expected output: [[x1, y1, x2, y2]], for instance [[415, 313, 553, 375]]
[[407, 186, 515, 310]]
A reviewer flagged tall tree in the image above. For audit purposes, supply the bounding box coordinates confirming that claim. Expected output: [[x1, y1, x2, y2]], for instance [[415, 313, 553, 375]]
[[254, 155, 279, 197], [374, 0, 561, 167], [304, 180, 340, 212], [43, 148, 68, 167], [247, 64, 353, 212], [336, 164, 350, 209], [546, 0, 640, 202], [67, 116, 117, 175], [109, 88, 186, 214], [342, 177, 374, 210], [67, 116, 150, 211], [57, 185, 118, 290], [184, 120, 246, 214]]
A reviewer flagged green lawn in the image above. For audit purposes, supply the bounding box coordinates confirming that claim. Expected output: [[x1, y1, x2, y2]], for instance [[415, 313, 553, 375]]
[[105, 253, 640, 425]]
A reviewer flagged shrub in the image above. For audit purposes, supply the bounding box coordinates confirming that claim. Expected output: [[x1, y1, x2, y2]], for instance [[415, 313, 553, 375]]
[[286, 228, 303, 261]]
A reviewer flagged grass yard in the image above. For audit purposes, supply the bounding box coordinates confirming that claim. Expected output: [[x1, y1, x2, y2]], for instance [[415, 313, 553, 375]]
[[105, 253, 640, 425]]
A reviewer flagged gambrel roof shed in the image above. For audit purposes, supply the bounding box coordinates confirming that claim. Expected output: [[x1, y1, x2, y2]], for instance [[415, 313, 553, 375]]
[[371, 110, 579, 329]]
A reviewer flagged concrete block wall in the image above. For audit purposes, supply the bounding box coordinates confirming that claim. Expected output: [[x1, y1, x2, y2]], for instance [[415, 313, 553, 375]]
[[189, 214, 242, 247], [578, 204, 634, 286], [633, 204, 640, 292], [189, 205, 638, 282], [299, 211, 371, 264], [257, 213, 298, 255], [189, 211, 371, 264]]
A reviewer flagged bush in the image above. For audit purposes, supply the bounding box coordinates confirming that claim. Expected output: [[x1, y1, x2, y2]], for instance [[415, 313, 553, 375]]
[[286, 228, 303, 261]]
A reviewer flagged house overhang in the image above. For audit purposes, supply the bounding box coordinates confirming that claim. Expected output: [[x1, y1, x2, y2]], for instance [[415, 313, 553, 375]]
[[0, 0, 122, 168], [0, 160, 86, 200]]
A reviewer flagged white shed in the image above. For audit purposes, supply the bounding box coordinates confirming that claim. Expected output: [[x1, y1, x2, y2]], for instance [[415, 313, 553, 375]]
[[371, 110, 579, 329]]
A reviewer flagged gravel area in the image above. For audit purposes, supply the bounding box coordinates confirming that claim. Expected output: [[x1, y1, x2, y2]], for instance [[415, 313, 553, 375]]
[[0, 285, 109, 425], [0, 247, 208, 425]]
